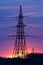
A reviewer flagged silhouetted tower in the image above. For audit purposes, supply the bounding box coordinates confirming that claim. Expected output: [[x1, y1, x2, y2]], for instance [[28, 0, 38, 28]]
[[12, 6, 27, 58]]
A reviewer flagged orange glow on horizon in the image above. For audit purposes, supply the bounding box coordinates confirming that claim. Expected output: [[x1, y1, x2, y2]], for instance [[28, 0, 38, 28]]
[[1, 49, 43, 58], [0, 43, 43, 58], [2, 49, 32, 58]]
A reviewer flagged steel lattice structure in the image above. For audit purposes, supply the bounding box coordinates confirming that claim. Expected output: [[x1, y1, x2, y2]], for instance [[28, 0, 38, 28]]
[[12, 6, 27, 58]]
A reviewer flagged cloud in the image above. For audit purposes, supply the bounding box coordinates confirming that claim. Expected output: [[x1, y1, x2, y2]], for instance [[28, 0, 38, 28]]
[[0, 6, 19, 10], [0, 4, 43, 10], [0, 5, 43, 18], [23, 12, 43, 17], [3, 12, 40, 18], [23, 12, 38, 16], [0, 24, 13, 28], [26, 24, 43, 28]]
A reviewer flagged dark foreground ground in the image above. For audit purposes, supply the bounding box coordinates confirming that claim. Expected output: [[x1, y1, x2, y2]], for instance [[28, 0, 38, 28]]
[[0, 53, 43, 65]]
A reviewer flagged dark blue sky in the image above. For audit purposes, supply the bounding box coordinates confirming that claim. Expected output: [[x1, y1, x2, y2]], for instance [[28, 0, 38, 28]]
[[0, 0, 43, 5]]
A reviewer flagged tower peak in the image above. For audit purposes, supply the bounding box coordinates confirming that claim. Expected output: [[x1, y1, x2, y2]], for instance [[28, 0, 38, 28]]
[[19, 5, 23, 17]]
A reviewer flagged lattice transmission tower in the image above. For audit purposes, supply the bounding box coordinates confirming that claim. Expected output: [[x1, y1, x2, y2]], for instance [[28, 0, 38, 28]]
[[12, 5, 27, 58]]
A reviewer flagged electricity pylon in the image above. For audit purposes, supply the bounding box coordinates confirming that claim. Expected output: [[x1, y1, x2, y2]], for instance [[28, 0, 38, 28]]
[[12, 6, 27, 58]]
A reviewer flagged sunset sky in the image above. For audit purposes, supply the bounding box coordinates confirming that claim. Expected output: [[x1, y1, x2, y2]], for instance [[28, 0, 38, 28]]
[[0, 0, 43, 58]]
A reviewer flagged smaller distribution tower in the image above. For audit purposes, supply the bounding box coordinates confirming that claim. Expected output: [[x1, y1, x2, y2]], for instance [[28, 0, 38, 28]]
[[12, 6, 27, 58]]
